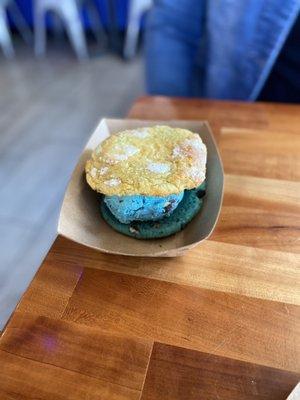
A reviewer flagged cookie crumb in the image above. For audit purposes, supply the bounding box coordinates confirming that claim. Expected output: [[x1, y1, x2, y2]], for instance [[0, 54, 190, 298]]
[[129, 224, 140, 234], [164, 199, 175, 213]]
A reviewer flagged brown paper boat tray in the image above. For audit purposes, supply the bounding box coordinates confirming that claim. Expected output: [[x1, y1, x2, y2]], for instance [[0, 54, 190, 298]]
[[58, 119, 224, 257]]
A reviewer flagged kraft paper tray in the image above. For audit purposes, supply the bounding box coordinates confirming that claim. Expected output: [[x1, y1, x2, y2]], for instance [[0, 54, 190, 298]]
[[58, 119, 224, 257]]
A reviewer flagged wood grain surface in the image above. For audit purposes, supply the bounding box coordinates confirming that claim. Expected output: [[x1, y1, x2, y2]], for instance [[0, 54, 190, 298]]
[[50, 229, 300, 305], [1, 97, 300, 399], [61, 268, 300, 372], [0, 350, 140, 400], [15, 259, 83, 319], [219, 127, 300, 181], [0, 312, 152, 390], [129, 97, 300, 135], [213, 174, 300, 253], [141, 343, 300, 400]]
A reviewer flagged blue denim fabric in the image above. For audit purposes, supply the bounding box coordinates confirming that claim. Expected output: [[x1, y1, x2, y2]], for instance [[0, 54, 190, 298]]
[[145, 0, 300, 100]]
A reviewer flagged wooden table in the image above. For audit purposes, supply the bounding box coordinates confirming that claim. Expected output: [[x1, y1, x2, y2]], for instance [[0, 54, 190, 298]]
[[1, 97, 299, 400]]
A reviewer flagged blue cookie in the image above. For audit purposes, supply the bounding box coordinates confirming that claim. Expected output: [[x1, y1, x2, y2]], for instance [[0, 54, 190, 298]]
[[100, 183, 206, 239], [104, 192, 184, 224]]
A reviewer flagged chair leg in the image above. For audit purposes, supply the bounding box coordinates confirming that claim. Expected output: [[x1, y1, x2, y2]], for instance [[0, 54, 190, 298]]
[[34, 3, 46, 56], [8, 1, 32, 45], [61, 1, 88, 60], [0, 7, 14, 58], [124, 0, 152, 59], [123, 16, 140, 59], [124, 0, 153, 59], [84, 0, 106, 45]]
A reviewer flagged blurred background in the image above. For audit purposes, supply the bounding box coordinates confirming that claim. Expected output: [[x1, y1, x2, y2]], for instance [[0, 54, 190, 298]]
[[0, 0, 299, 327], [0, 0, 146, 327]]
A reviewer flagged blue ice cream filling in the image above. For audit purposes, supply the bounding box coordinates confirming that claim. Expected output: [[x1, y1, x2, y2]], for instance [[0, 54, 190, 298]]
[[104, 192, 184, 224]]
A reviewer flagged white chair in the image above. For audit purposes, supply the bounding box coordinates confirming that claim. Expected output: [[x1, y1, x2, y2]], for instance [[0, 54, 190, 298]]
[[34, 0, 88, 60], [0, 1, 13, 58], [0, 0, 31, 58], [124, 0, 152, 59]]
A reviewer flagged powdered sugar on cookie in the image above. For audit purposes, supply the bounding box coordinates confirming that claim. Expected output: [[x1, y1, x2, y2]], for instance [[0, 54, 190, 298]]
[[111, 144, 139, 162], [104, 178, 121, 187], [131, 128, 149, 138], [147, 162, 171, 174]]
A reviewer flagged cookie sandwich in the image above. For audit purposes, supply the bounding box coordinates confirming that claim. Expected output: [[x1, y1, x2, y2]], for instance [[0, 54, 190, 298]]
[[85, 125, 207, 239]]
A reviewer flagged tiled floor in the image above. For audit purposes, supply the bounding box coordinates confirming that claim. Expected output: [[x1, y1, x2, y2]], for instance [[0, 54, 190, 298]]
[[0, 42, 144, 328]]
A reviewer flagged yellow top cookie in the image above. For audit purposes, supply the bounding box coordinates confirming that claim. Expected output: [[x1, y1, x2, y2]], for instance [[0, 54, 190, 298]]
[[85, 125, 207, 196]]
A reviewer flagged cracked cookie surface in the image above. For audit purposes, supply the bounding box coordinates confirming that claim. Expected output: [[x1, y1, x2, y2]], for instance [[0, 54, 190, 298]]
[[86, 126, 207, 196]]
